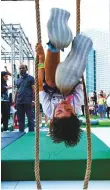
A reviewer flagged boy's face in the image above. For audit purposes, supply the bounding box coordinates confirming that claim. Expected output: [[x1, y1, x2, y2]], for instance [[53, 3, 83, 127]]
[[54, 101, 75, 118]]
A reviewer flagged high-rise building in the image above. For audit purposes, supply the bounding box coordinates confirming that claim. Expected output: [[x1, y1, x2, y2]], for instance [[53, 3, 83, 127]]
[[81, 0, 110, 94], [86, 48, 96, 94], [84, 30, 110, 94]]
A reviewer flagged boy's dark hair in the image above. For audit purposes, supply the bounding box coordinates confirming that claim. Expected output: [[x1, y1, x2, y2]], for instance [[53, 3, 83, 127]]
[[50, 114, 83, 147]]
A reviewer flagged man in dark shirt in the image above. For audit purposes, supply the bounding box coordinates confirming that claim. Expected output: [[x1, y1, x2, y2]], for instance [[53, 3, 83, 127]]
[[15, 64, 35, 132]]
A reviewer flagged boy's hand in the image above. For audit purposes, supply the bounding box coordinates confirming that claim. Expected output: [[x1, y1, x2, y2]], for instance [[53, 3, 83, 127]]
[[35, 43, 45, 63]]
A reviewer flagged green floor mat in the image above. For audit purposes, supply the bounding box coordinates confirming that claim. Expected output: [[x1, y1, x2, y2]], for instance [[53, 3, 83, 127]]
[[81, 125, 110, 128], [99, 119, 110, 126], [1, 132, 110, 181]]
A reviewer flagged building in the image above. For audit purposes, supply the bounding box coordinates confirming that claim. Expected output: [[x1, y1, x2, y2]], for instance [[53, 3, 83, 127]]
[[86, 48, 96, 94], [81, 0, 110, 94], [84, 30, 110, 94]]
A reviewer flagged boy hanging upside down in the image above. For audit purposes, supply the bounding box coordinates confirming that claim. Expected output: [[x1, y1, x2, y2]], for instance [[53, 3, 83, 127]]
[[36, 43, 83, 147]]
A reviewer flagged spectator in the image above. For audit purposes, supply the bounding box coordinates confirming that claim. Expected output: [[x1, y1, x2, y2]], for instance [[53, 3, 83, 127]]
[[81, 95, 84, 116], [93, 91, 97, 115], [106, 94, 110, 119], [39, 104, 49, 127], [100, 90, 104, 96], [1, 70, 12, 131], [39, 104, 43, 127], [97, 94, 106, 118], [15, 64, 35, 132], [88, 97, 95, 116]]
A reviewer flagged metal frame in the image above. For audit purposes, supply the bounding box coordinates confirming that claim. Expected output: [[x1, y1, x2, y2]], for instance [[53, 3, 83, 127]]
[[1, 19, 35, 100], [1, 19, 34, 61]]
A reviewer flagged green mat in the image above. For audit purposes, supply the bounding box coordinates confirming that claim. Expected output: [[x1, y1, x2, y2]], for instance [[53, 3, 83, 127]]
[[99, 119, 110, 126], [1, 132, 110, 181], [81, 125, 110, 128]]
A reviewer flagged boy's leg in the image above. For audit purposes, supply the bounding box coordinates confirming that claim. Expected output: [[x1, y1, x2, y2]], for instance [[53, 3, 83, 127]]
[[45, 50, 60, 87]]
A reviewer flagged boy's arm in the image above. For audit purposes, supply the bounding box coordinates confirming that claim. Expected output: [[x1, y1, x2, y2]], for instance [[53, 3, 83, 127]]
[[38, 68, 45, 91], [35, 44, 45, 92], [73, 82, 83, 113], [39, 91, 53, 119], [36, 44, 53, 118]]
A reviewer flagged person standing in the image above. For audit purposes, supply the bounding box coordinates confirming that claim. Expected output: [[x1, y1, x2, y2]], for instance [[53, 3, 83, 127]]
[[106, 94, 110, 119], [15, 64, 35, 132], [81, 94, 84, 116], [1, 71, 12, 131], [88, 97, 95, 116], [93, 91, 97, 115], [97, 94, 106, 118]]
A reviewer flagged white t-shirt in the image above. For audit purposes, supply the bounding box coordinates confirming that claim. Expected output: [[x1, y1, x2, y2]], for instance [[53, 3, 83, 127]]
[[39, 84, 83, 119]]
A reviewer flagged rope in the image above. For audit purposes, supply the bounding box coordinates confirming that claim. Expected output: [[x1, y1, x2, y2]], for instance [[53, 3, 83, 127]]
[[35, 0, 42, 189], [34, 0, 91, 189], [76, 0, 92, 189]]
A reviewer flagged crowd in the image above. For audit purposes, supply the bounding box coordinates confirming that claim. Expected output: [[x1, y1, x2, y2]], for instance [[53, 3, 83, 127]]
[[82, 90, 110, 119], [1, 64, 49, 132], [1, 64, 110, 133], [1, 65, 35, 132]]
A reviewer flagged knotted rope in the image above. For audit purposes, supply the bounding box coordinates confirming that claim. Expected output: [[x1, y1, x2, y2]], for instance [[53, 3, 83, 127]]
[[35, 0, 42, 189], [76, 0, 92, 189], [34, 0, 92, 189]]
